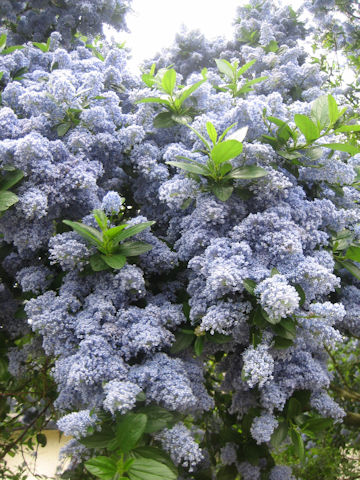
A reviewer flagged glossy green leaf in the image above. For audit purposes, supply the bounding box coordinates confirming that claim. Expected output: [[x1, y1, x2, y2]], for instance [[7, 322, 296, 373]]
[[220, 162, 232, 176], [131, 446, 177, 475], [290, 428, 305, 462], [194, 336, 205, 356], [344, 245, 360, 262], [218, 123, 237, 142], [0, 34, 6, 52], [311, 94, 330, 130], [111, 221, 155, 244], [271, 421, 288, 448], [109, 413, 147, 453], [36, 433, 47, 447], [327, 94, 339, 125], [116, 240, 153, 256], [338, 260, 360, 280], [63, 220, 103, 246], [243, 278, 257, 295], [105, 224, 127, 241], [206, 122, 218, 145], [227, 126, 248, 142], [135, 97, 171, 106], [216, 465, 239, 480], [321, 143, 360, 156], [93, 209, 108, 231], [302, 417, 333, 434], [80, 431, 114, 448], [101, 254, 126, 269], [226, 165, 268, 179], [211, 184, 233, 202], [177, 75, 207, 105], [0, 191, 19, 211], [287, 398, 302, 419], [274, 336, 293, 348], [294, 114, 319, 143], [0, 169, 24, 191], [161, 69, 176, 95], [237, 59, 256, 76], [90, 254, 109, 271], [137, 406, 176, 434], [57, 122, 72, 137], [334, 124, 360, 133], [211, 140, 243, 165], [85, 456, 117, 480], [206, 332, 232, 344], [128, 458, 177, 480], [170, 330, 195, 354], [215, 59, 234, 79], [166, 161, 208, 175], [153, 112, 177, 128]]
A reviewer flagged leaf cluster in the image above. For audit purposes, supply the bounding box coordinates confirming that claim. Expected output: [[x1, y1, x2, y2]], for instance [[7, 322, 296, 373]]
[[136, 65, 207, 127], [76, 407, 180, 480], [214, 58, 267, 98], [262, 94, 360, 177], [167, 121, 267, 201], [0, 168, 24, 214], [63, 208, 154, 272]]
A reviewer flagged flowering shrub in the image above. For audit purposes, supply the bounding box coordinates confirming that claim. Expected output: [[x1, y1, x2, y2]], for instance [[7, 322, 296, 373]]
[[1, 1, 360, 480]]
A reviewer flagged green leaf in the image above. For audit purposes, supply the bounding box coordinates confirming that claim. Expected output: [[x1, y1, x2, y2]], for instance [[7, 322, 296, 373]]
[[63, 220, 103, 246], [90, 254, 109, 271], [85, 457, 117, 480], [295, 284, 306, 306], [328, 94, 339, 125], [166, 161, 209, 176], [116, 240, 153, 257], [0, 34, 7, 52], [294, 114, 319, 143], [36, 433, 47, 447], [93, 209, 108, 231], [0, 191, 19, 211], [273, 336, 293, 349], [80, 432, 114, 448], [321, 143, 360, 156], [226, 165, 268, 179], [0, 169, 24, 191], [290, 428, 305, 462], [287, 398, 302, 420], [344, 245, 360, 262], [161, 69, 176, 95], [194, 336, 205, 356], [206, 122, 218, 145], [271, 421, 288, 448], [1, 45, 24, 55], [105, 225, 127, 241], [243, 278, 257, 295], [137, 406, 176, 434], [177, 75, 207, 105], [111, 221, 155, 244], [170, 330, 194, 354], [334, 125, 360, 133], [218, 123, 237, 142], [211, 140, 243, 165], [135, 97, 171, 106], [131, 447, 177, 475], [101, 254, 126, 269], [206, 332, 232, 344], [153, 112, 177, 128], [109, 413, 147, 453], [211, 184, 233, 202], [338, 260, 360, 280], [128, 458, 177, 480], [215, 59, 235, 80], [227, 126, 248, 142], [216, 465, 239, 480], [311, 95, 330, 130], [57, 122, 72, 137], [32, 41, 50, 52], [302, 417, 333, 435], [237, 59, 256, 76]]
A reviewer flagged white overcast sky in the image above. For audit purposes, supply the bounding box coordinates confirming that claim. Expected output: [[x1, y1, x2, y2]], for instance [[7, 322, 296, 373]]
[[106, 0, 304, 73]]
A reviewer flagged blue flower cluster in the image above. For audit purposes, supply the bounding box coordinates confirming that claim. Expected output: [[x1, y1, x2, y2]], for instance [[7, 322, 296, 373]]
[[1, 0, 359, 478]]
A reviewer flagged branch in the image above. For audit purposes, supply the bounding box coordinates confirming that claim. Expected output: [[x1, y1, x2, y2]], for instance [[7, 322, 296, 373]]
[[343, 411, 360, 427], [0, 400, 52, 461], [331, 384, 360, 402]]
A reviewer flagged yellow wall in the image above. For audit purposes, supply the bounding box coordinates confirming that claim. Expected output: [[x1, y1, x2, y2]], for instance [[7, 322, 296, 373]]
[[5, 430, 71, 479]]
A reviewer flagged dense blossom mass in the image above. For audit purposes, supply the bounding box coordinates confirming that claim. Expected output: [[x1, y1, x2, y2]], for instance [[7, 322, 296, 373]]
[[1, 0, 360, 479]]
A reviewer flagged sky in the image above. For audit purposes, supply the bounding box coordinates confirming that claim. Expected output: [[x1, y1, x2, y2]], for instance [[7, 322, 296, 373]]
[[106, 0, 245, 72]]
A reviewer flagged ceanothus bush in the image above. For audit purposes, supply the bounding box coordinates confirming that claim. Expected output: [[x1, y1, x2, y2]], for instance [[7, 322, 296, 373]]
[[1, 0, 360, 479]]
